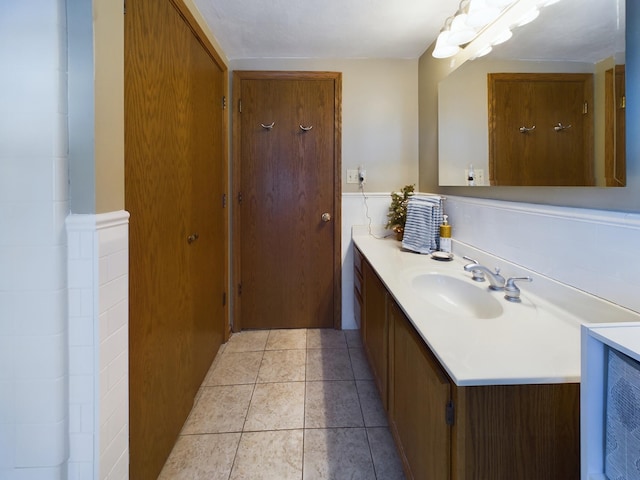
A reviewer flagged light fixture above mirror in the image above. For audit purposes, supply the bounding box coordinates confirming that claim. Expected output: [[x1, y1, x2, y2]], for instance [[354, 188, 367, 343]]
[[432, 0, 563, 60]]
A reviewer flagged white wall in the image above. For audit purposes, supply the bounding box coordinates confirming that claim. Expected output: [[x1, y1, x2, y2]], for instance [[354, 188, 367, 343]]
[[0, 1, 70, 478], [230, 58, 421, 193]]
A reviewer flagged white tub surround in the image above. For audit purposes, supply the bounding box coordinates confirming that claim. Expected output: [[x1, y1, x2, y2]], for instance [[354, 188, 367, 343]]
[[581, 323, 640, 480], [353, 229, 640, 386], [66, 211, 129, 480]]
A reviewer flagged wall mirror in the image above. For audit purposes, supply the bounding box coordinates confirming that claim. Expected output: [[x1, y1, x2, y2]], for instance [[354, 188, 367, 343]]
[[438, 0, 626, 187]]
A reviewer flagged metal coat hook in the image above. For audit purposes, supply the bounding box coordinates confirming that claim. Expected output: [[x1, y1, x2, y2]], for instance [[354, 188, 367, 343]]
[[554, 123, 572, 132], [260, 122, 275, 130], [519, 125, 536, 133], [299, 125, 313, 132]]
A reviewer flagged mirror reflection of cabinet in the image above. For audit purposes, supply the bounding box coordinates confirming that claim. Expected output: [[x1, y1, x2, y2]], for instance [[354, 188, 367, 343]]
[[605, 65, 626, 186], [488, 73, 594, 186]]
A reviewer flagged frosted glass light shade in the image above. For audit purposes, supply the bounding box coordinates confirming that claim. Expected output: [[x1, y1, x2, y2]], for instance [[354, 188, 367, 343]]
[[448, 13, 477, 45], [491, 28, 513, 45], [517, 7, 540, 26], [432, 31, 461, 58], [485, 0, 515, 7], [466, 0, 501, 28]]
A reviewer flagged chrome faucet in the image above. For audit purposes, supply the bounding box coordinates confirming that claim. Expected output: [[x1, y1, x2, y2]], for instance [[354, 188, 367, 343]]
[[463, 259, 506, 291], [462, 256, 485, 282], [504, 277, 533, 302]]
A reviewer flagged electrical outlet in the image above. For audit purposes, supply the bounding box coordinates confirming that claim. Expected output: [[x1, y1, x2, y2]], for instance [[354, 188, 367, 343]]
[[347, 169, 359, 184], [358, 168, 366, 185], [464, 168, 485, 186]]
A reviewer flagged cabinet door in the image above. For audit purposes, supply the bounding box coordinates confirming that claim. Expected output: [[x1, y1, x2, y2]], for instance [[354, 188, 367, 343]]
[[389, 299, 451, 480], [363, 259, 388, 408]]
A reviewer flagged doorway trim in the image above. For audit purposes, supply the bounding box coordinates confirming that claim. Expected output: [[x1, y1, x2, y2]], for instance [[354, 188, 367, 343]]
[[231, 70, 342, 331]]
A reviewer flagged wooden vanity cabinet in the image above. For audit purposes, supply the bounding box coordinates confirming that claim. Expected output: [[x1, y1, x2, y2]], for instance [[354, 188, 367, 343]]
[[353, 247, 364, 331], [361, 256, 389, 408], [355, 245, 580, 480], [452, 382, 580, 479], [388, 298, 452, 480]]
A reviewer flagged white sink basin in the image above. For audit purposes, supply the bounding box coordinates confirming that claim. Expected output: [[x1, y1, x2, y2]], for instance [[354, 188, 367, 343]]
[[411, 273, 504, 319]]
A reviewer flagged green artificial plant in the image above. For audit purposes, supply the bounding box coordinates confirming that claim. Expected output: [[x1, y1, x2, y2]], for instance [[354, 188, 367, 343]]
[[385, 184, 415, 235]]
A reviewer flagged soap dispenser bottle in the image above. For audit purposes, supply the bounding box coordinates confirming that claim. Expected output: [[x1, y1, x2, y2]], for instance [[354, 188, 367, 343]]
[[439, 215, 452, 253]]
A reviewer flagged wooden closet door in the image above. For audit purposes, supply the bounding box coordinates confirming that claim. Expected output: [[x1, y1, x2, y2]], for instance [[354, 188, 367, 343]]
[[488, 73, 594, 186], [125, 0, 227, 478], [234, 72, 341, 330]]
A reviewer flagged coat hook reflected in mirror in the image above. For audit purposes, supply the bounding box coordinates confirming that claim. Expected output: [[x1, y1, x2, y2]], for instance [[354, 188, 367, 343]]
[[553, 123, 572, 132]]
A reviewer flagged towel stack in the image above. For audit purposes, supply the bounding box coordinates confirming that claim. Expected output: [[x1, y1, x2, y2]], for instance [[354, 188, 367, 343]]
[[401, 195, 443, 254]]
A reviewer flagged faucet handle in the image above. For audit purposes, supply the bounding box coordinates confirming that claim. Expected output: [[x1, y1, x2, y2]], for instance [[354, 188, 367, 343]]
[[463, 256, 479, 265], [463, 257, 485, 282], [504, 276, 532, 302]]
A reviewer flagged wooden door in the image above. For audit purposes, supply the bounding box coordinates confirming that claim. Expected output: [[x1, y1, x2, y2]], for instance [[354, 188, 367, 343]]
[[488, 73, 594, 186], [233, 71, 341, 330], [388, 299, 451, 479], [125, 0, 227, 478], [605, 65, 626, 186]]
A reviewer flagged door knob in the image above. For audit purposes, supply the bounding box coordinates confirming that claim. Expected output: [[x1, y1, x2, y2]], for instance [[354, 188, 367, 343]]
[[321, 213, 331, 222], [187, 232, 199, 244]]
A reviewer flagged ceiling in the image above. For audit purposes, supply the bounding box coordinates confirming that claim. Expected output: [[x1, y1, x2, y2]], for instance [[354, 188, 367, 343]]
[[192, 0, 461, 59], [192, 0, 625, 63]]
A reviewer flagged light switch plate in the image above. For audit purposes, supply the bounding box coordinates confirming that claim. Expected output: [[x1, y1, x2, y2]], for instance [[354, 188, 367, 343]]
[[347, 169, 359, 184]]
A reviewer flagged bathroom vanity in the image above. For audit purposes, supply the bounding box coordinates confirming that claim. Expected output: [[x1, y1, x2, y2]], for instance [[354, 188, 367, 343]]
[[353, 231, 640, 480]]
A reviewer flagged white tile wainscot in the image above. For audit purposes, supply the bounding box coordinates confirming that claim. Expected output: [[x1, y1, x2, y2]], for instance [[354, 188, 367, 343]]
[[342, 192, 392, 329], [66, 211, 130, 480], [444, 195, 640, 315]]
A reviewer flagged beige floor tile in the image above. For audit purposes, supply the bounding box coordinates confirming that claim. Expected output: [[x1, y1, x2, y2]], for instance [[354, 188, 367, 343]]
[[244, 382, 305, 431], [356, 380, 388, 427], [349, 347, 374, 380], [345, 329, 363, 348], [306, 348, 354, 381], [306, 328, 347, 349], [303, 428, 375, 480], [305, 380, 363, 428], [367, 427, 406, 480], [230, 430, 304, 480], [225, 330, 270, 352], [203, 350, 263, 386], [182, 385, 253, 434], [158, 433, 241, 480], [257, 349, 306, 383], [266, 329, 307, 350]]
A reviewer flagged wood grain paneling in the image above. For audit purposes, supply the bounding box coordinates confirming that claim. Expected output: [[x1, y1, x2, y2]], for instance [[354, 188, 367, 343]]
[[605, 65, 626, 186], [388, 298, 452, 480], [488, 73, 594, 186], [232, 71, 341, 330], [125, 0, 227, 477], [453, 383, 580, 480], [363, 260, 389, 409]]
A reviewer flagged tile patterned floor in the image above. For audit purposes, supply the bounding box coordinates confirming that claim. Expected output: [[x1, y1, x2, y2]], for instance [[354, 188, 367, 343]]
[[158, 329, 406, 480]]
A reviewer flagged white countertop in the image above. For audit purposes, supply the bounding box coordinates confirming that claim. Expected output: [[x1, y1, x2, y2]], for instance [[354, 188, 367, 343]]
[[353, 231, 640, 386]]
